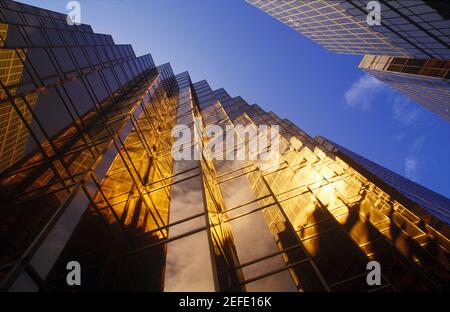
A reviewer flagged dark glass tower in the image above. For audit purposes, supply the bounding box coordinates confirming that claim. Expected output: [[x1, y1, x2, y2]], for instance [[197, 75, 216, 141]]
[[358, 55, 449, 120], [247, 0, 450, 120], [0, 0, 449, 292], [247, 0, 449, 59]]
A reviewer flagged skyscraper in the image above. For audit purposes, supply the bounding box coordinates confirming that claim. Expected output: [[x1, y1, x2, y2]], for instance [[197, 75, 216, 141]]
[[247, 0, 450, 59], [0, 21, 38, 171], [246, 0, 450, 120], [317, 136, 450, 225], [0, 0, 449, 292], [358, 55, 449, 120]]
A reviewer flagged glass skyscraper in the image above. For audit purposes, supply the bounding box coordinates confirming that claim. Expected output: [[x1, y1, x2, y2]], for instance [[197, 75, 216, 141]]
[[0, 0, 449, 292], [247, 0, 449, 59], [247, 0, 450, 120], [317, 136, 450, 225], [358, 55, 449, 120]]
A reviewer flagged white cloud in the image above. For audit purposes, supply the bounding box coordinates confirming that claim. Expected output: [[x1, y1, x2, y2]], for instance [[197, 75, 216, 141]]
[[404, 156, 418, 181], [345, 75, 421, 127], [392, 96, 419, 126], [344, 74, 384, 110], [404, 135, 426, 182]]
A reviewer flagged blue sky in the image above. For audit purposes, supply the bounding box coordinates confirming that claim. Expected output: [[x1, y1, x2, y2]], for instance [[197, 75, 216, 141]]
[[21, 0, 450, 197]]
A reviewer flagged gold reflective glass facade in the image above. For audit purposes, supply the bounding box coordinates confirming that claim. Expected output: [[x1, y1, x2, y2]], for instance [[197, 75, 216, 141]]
[[190, 84, 449, 291], [0, 0, 160, 290], [0, 22, 37, 171], [0, 0, 449, 292]]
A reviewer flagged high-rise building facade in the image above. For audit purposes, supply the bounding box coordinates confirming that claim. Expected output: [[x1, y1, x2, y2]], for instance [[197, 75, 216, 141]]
[[0, 21, 38, 171], [247, 0, 450, 59], [0, 0, 449, 292], [317, 136, 450, 225], [247, 0, 450, 120], [358, 55, 449, 120]]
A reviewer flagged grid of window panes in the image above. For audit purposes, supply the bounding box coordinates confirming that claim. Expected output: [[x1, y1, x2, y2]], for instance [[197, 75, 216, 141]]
[[246, 0, 450, 59], [317, 136, 450, 226], [1, 0, 449, 292], [0, 0, 160, 290], [360, 55, 450, 79], [44, 70, 181, 291], [359, 55, 450, 120], [26, 73, 450, 291], [189, 81, 449, 291], [0, 22, 38, 171]]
